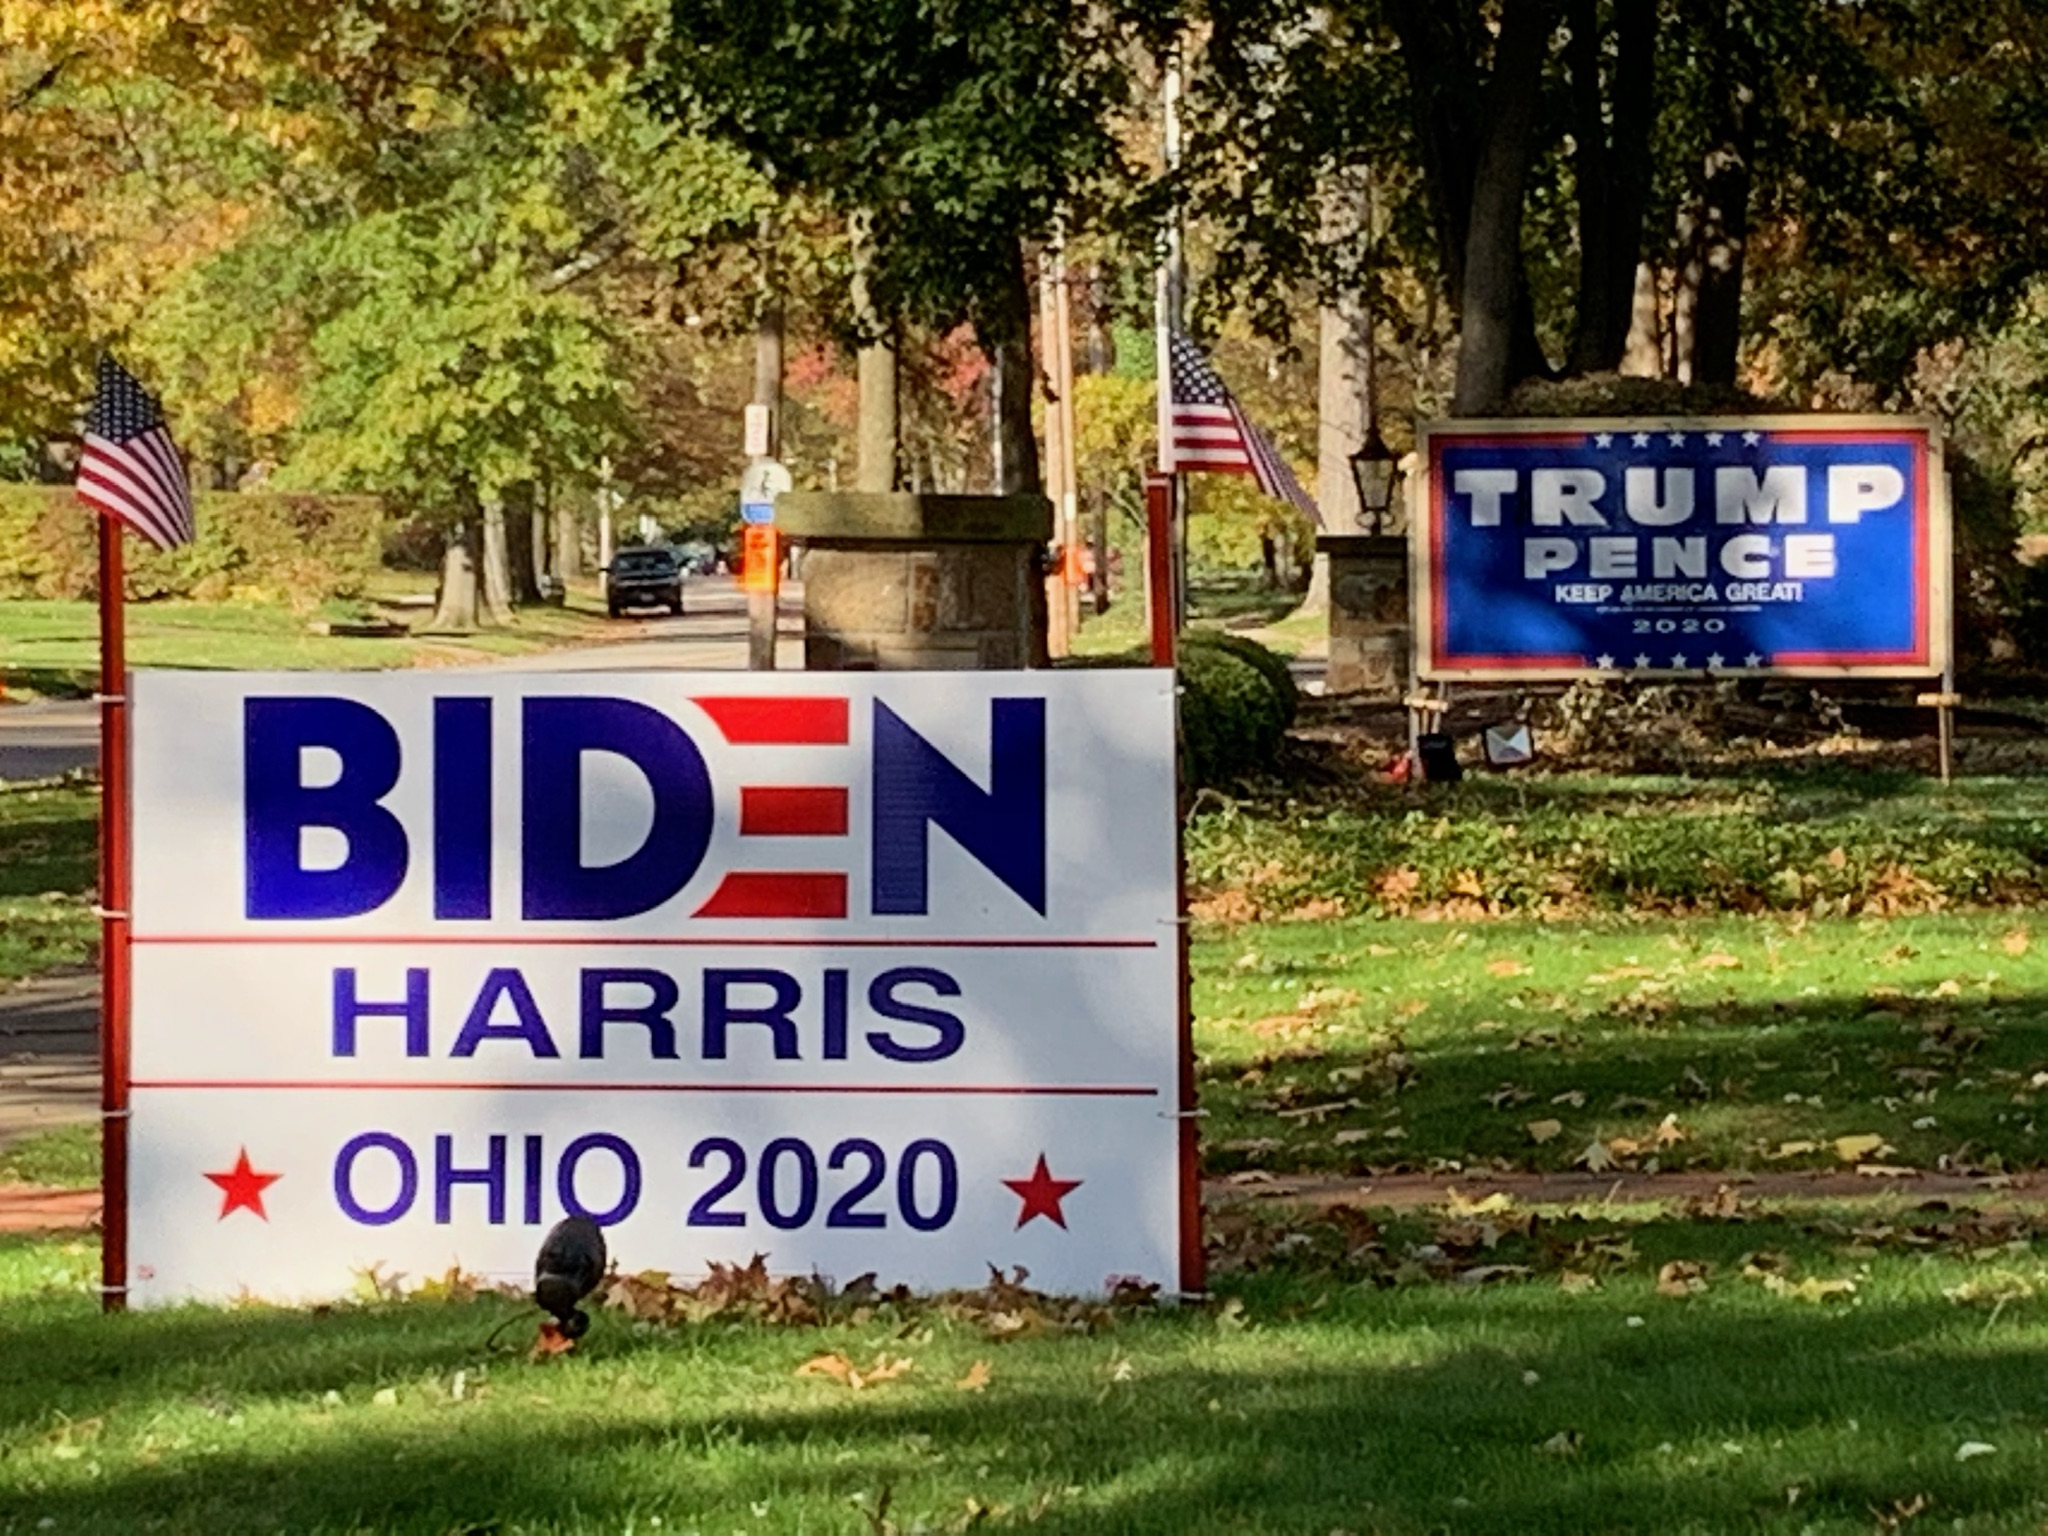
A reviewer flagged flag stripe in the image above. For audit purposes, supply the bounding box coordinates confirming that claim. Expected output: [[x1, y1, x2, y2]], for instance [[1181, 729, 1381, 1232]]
[[1165, 333, 1318, 523], [77, 358, 194, 551], [78, 464, 181, 550], [81, 455, 183, 550]]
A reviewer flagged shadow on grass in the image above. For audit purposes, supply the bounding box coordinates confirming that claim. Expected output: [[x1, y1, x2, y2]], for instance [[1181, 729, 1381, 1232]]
[[1201, 988, 2048, 1176], [3, 1273, 2047, 1534]]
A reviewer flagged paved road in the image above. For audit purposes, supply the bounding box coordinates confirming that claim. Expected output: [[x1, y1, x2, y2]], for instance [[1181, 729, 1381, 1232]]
[[0, 699, 98, 783], [0, 973, 98, 1151]]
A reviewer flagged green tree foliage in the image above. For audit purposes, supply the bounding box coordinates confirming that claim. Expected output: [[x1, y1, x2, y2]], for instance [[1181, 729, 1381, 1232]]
[[650, 0, 1149, 343], [1187, 0, 2048, 419]]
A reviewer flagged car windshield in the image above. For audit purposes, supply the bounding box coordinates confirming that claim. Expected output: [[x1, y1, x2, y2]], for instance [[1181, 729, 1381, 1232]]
[[613, 550, 676, 573]]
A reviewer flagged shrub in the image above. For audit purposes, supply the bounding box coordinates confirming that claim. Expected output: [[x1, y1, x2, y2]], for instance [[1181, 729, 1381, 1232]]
[[1178, 642, 1289, 788], [1052, 637, 1295, 789], [0, 486, 382, 607], [1184, 630, 1299, 727]]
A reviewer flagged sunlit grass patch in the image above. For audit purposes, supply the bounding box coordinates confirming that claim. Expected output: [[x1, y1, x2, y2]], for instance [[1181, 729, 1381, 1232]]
[[1196, 912, 2048, 1179]]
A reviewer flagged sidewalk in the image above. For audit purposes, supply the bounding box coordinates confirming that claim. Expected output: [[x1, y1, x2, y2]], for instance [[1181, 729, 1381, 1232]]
[[0, 971, 99, 1150]]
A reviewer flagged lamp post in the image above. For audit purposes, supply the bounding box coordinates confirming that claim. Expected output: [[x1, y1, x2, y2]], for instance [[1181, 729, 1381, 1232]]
[[1324, 422, 1409, 699], [1347, 426, 1400, 536]]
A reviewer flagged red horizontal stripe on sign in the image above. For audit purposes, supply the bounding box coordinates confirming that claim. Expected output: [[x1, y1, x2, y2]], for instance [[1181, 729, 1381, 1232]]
[[132, 1080, 1160, 1097], [131, 933, 1158, 949], [740, 785, 849, 836], [696, 695, 848, 744], [695, 871, 848, 918]]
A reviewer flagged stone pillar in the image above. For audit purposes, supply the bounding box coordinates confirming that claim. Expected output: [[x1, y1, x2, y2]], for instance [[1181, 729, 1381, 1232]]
[[1321, 533, 1410, 698], [776, 493, 1052, 670]]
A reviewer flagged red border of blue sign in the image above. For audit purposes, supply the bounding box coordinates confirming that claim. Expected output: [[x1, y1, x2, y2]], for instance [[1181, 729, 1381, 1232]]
[[1411, 416, 1951, 682]]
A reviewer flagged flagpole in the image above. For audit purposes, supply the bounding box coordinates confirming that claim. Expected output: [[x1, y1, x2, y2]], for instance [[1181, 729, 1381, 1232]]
[[96, 512, 130, 1313], [1150, 42, 1202, 1300], [1154, 42, 1187, 635]]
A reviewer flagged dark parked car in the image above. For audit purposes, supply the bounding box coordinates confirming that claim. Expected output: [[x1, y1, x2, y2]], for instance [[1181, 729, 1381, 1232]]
[[606, 546, 684, 617]]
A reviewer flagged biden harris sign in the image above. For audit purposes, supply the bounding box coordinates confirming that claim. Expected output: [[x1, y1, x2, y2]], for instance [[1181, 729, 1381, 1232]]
[[1413, 417, 1951, 681], [124, 672, 1181, 1304]]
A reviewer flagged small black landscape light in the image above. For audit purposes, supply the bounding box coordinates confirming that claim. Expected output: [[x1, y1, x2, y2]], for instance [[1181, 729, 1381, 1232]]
[[1347, 425, 1400, 536], [534, 1215, 608, 1343]]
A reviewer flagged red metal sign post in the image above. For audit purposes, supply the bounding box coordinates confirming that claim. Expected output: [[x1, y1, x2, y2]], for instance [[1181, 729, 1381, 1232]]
[[96, 513, 131, 1312]]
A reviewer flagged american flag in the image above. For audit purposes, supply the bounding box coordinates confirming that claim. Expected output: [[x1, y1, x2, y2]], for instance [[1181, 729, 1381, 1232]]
[[77, 356, 195, 551], [1166, 331, 1319, 522]]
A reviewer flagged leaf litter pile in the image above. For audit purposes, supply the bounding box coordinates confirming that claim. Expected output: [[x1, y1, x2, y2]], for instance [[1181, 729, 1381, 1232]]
[[518, 1257, 1163, 1369]]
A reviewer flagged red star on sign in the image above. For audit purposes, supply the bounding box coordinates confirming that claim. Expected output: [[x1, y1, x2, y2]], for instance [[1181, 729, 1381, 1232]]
[[204, 1148, 281, 1221], [1002, 1154, 1082, 1230]]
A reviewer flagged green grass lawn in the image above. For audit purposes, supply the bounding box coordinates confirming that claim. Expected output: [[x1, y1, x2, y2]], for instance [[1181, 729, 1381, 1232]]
[[14, 701, 2048, 1527], [0, 781, 96, 984], [10, 1201, 2048, 1533], [0, 1124, 96, 1188], [0, 595, 619, 699], [1189, 765, 2048, 920], [1066, 570, 1309, 658], [1196, 910, 2048, 1180]]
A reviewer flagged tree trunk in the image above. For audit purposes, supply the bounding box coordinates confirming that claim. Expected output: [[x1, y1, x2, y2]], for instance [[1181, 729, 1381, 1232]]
[[1316, 172, 1374, 534], [851, 215, 900, 493], [1621, 263, 1665, 375], [1452, 0, 1557, 416], [1303, 175, 1375, 618], [1566, 0, 1657, 375], [993, 241, 1042, 496], [481, 500, 515, 625], [505, 490, 542, 605], [427, 521, 482, 633], [553, 499, 581, 580], [1688, 1, 1756, 387], [530, 483, 551, 581], [1389, 3, 1482, 308]]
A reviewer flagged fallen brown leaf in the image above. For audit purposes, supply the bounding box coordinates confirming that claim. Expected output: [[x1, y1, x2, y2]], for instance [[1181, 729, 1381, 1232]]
[[1656, 1260, 1709, 1297], [797, 1351, 916, 1390], [531, 1321, 578, 1360]]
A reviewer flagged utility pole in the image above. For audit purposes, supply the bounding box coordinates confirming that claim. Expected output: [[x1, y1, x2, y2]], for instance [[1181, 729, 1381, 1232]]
[[1052, 245, 1081, 643], [597, 456, 615, 600], [748, 216, 785, 671], [1038, 245, 1080, 657]]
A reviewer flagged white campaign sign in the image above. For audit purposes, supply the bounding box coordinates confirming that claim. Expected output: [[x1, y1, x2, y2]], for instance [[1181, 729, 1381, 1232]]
[[126, 671, 1180, 1304]]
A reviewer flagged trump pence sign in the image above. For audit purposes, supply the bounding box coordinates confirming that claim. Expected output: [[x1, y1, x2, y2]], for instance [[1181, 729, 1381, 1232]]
[[125, 672, 1181, 1304], [1413, 417, 1951, 681]]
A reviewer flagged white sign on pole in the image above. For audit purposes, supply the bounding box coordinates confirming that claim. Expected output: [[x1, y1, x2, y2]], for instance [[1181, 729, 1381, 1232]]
[[740, 458, 793, 507], [743, 403, 772, 459], [125, 672, 1182, 1304]]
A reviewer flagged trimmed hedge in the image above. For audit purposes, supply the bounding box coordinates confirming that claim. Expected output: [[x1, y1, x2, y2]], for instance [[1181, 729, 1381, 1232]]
[[1178, 642, 1290, 787], [1057, 630, 1296, 789], [0, 485, 383, 606], [1183, 630, 1299, 728]]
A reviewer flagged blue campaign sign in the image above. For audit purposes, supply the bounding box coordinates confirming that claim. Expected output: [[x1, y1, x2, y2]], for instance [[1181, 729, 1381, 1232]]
[[1413, 418, 1950, 681]]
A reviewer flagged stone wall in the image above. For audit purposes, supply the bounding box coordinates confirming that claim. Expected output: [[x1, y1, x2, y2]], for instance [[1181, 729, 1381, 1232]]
[[777, 493, 1051, 671], [1322, 534, 1411, 698]]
